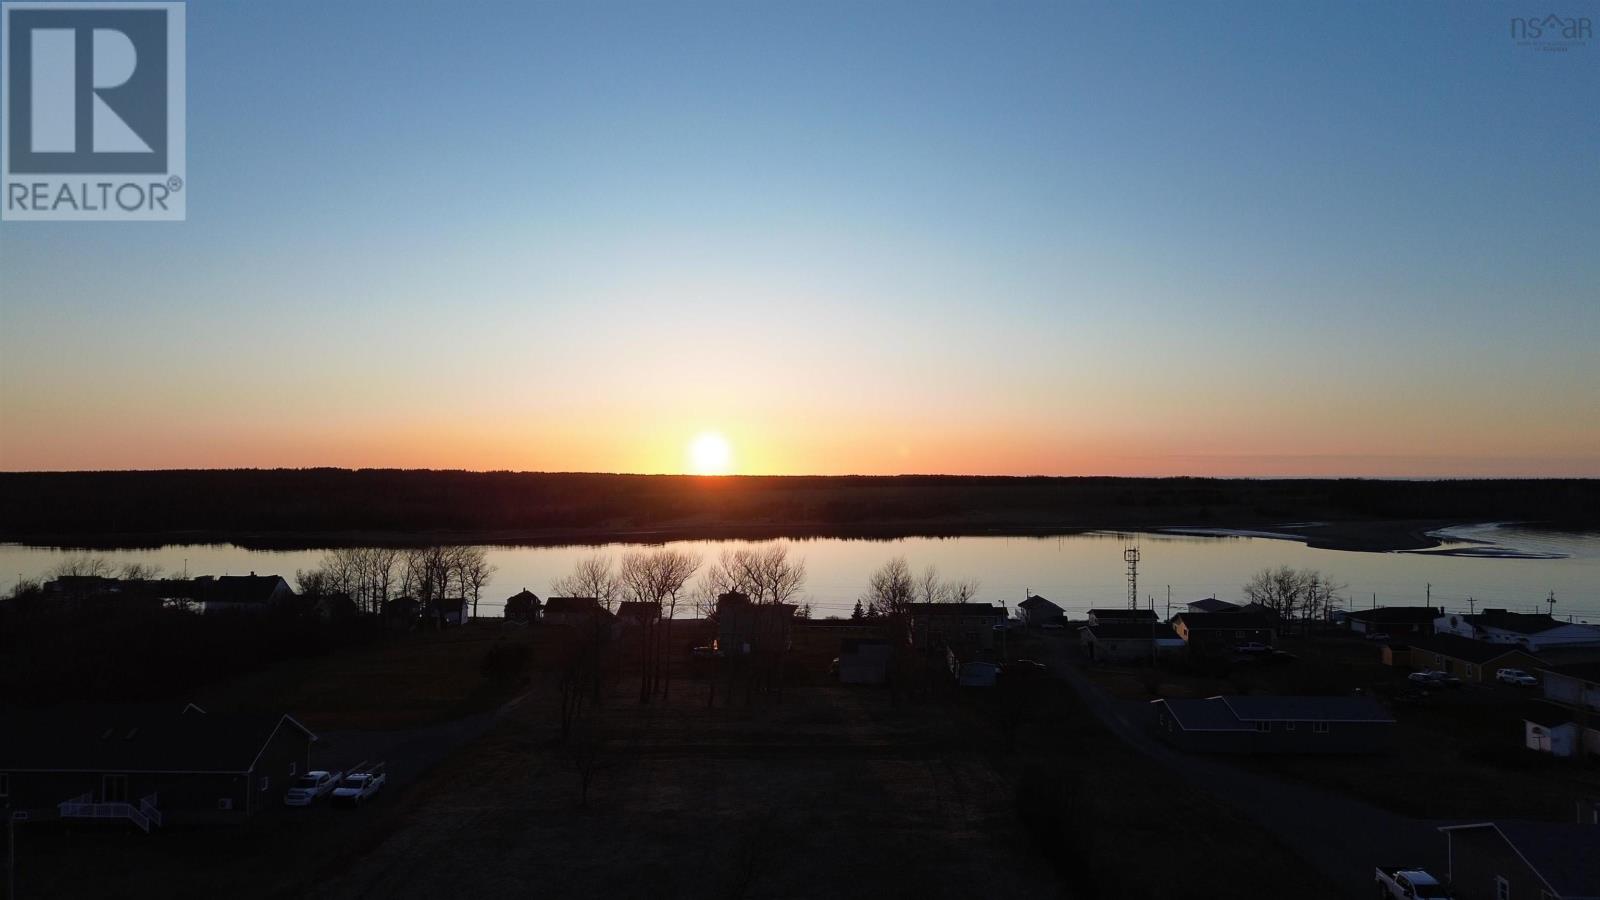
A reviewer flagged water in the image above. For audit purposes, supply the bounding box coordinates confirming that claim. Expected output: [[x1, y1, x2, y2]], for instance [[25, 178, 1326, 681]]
[[4, 524, 1598, 623]]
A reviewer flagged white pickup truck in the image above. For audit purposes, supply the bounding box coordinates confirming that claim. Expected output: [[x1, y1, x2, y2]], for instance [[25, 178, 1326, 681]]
[[1376, 866, 1451, 899], [283, 769, 343, 807], [331, 762, 386, 808]]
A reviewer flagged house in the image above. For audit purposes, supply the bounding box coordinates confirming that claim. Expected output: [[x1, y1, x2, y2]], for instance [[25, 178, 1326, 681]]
[[795, 618, 886, 639], [616, 601, 661, 628], [1017, 594, 1064, 627], [543, 596, 612, 631], [1434, 610, 1600, 653], [1186, 597, 1240, 615], [504, 589, 540, 622], [1436, 821, 1600, 900], [1169, 612, 1276, 654], [196, 574, 295, 615], [382, 595, 419, 630], [838, 639, 892, 685], [424, 596, 467, 626], [0, 704, 317, 828], [1406, 634, 1545, 683], [909, 603, 1006, 650], [1344, 606, 1442, 637], [1085, 609, 1158, 626], [1151, 695, 1395, 754], [1523, 663, 1600, 760], [1080, 622, 1185, 665], [716, 592, 795, 656], [311, 592, 359, 623]]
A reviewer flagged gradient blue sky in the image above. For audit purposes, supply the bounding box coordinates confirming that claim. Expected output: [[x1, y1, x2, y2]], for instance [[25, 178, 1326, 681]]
[[1, 0, 1597, 475]]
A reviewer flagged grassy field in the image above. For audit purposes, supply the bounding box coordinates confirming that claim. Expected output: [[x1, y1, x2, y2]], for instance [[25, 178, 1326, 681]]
[[17, 626, 1350, 899]]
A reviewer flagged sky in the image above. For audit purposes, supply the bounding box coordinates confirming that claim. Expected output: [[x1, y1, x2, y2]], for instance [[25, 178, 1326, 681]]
[[1, 0, 1597, 477]]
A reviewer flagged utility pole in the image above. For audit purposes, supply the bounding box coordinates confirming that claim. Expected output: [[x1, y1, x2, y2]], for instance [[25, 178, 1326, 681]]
[[1547, 591, 1557, 618], [1372, 592, 1376, 609], [1166, 585, 1172, 621], [1426, 583, 1431, 607], [1468, 596, 1476, 615]]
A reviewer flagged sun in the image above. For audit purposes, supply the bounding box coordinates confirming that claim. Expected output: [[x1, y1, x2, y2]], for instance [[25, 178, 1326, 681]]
[[689, 432, 733, 475]]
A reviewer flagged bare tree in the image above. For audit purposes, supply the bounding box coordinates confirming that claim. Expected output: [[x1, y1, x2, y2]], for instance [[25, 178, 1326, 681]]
[[1242, 566, 1343, 632], [945, 577, 981, 605], [915, 565, 948, 605], [552, 554, 620, 611], [49, 556, 114, 579], [620, 548, 700, 702], [454, 546, 496, 619], [118, 562, 164, 580], [863, 556, 915, 620]]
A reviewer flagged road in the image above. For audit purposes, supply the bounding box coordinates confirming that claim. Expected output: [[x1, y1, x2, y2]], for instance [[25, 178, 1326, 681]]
[[1040, 639, 1450, 898]]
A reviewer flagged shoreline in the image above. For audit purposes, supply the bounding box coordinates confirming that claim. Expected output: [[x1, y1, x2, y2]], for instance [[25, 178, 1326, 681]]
[[1, 517, 1477, 554]]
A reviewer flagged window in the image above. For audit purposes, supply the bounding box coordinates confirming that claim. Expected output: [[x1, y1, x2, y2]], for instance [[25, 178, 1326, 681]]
[[288, 762, 297, 776], [1496, 875, 1510, 900], [1255, 721, 1271, 733], [259, 776, 270, 792], [217, 798, 233, 810], [0, 773, 9, 797], [1285, 722, 1296, 732], [1313, 721, 1330, 734]]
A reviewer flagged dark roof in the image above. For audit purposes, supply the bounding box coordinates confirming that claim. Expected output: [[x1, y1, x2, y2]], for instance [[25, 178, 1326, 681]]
[[1345, 606, 1442, 624], [1019, 595, 1061, 611], [1219, 695, 1395, 723], [1439, 822, 1600, 898], [202, 574, 289, 605], [1156, 698, 1250, 731], [1173, 612, 1275, 630], [797, 618, 880, 628], [1461, 610, 1566, 634], [1541, 662, 1600, 683], [1187, 598, 1240, 613], [841, 638, 892, 655], [545, 596, 600, 614], [1087, 609, 1157, 620], [1085, 623, 1180, 641], [1409, 633, 1544, 665], [426, 597, 465, 614], [0, 705, 315, 773], [915, 598, 998, 611], [1522, 701, 1578, 728], [505, 588, 539, 603], [616, 601, 660, 620]]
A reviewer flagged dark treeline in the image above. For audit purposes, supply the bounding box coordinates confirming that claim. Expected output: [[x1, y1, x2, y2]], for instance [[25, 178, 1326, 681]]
[[1, 469, 1596, 547]]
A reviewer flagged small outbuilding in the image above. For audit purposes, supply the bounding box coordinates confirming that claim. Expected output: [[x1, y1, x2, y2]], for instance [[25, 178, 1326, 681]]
[[838, 638, 892, 685], [1080, 622, 1185, 665]]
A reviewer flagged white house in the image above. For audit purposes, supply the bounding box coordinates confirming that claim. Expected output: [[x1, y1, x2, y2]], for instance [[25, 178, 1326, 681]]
[[1433, 610, 1600, 653], [1523, 664, 1600, 759]]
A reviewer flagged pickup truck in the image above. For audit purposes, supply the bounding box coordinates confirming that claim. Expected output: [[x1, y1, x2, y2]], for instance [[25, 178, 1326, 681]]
[[331, 762, 386, 808], [283, 769, 343, 807], [1376, 866, 1451, 899]]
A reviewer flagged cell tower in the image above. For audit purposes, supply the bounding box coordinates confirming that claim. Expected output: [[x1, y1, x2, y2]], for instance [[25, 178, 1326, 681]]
[[1124, 542, 1140, 610]]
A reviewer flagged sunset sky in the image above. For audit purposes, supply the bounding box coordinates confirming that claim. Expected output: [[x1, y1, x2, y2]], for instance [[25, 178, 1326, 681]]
[[1, 1, 1596, 477]]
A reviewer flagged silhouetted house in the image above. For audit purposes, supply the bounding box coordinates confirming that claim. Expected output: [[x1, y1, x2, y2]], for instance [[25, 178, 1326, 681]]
[[543, 597, 611, 631], [1186, 597, 1240, 615], [1436, 821, 1600, 900], [795, 618, 885, 639], [1169, 612, 1276, 653], [1407, 634, 1544, 683], [382, 595, 419, 630], [0, 704, 316, 828], [424, 597, 467, 626], [910, 603, 1005, 650], [716, 592, 795, 656], [1085, 609, 1157, 626], [40, 576, 170, 615], [1435, 610, 1600, 653], [197, 574, 295, 615], [1236, 602, 1285, 622], [1017, 594, 1064, 626], [1080, 622, 1184, 664], [1344, 606, 1442, 637], [504, 589, 540, 623], [838, 638, 892, 685], [1151, 695, 1395, 753], [616, 601, 661, 628]]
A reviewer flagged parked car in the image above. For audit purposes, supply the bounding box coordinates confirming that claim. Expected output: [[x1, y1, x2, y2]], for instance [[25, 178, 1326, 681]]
[[1040, 623, 1064, 631], [1364, 631, 1393, 642], [331, 763, 386, 807], [1408, 670, 1461, 688], [1375, 866, 1451, 899], [1495, 667, 1538, 686], [1233, 641, 1271, 654], [283, 769, 342, 807]]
